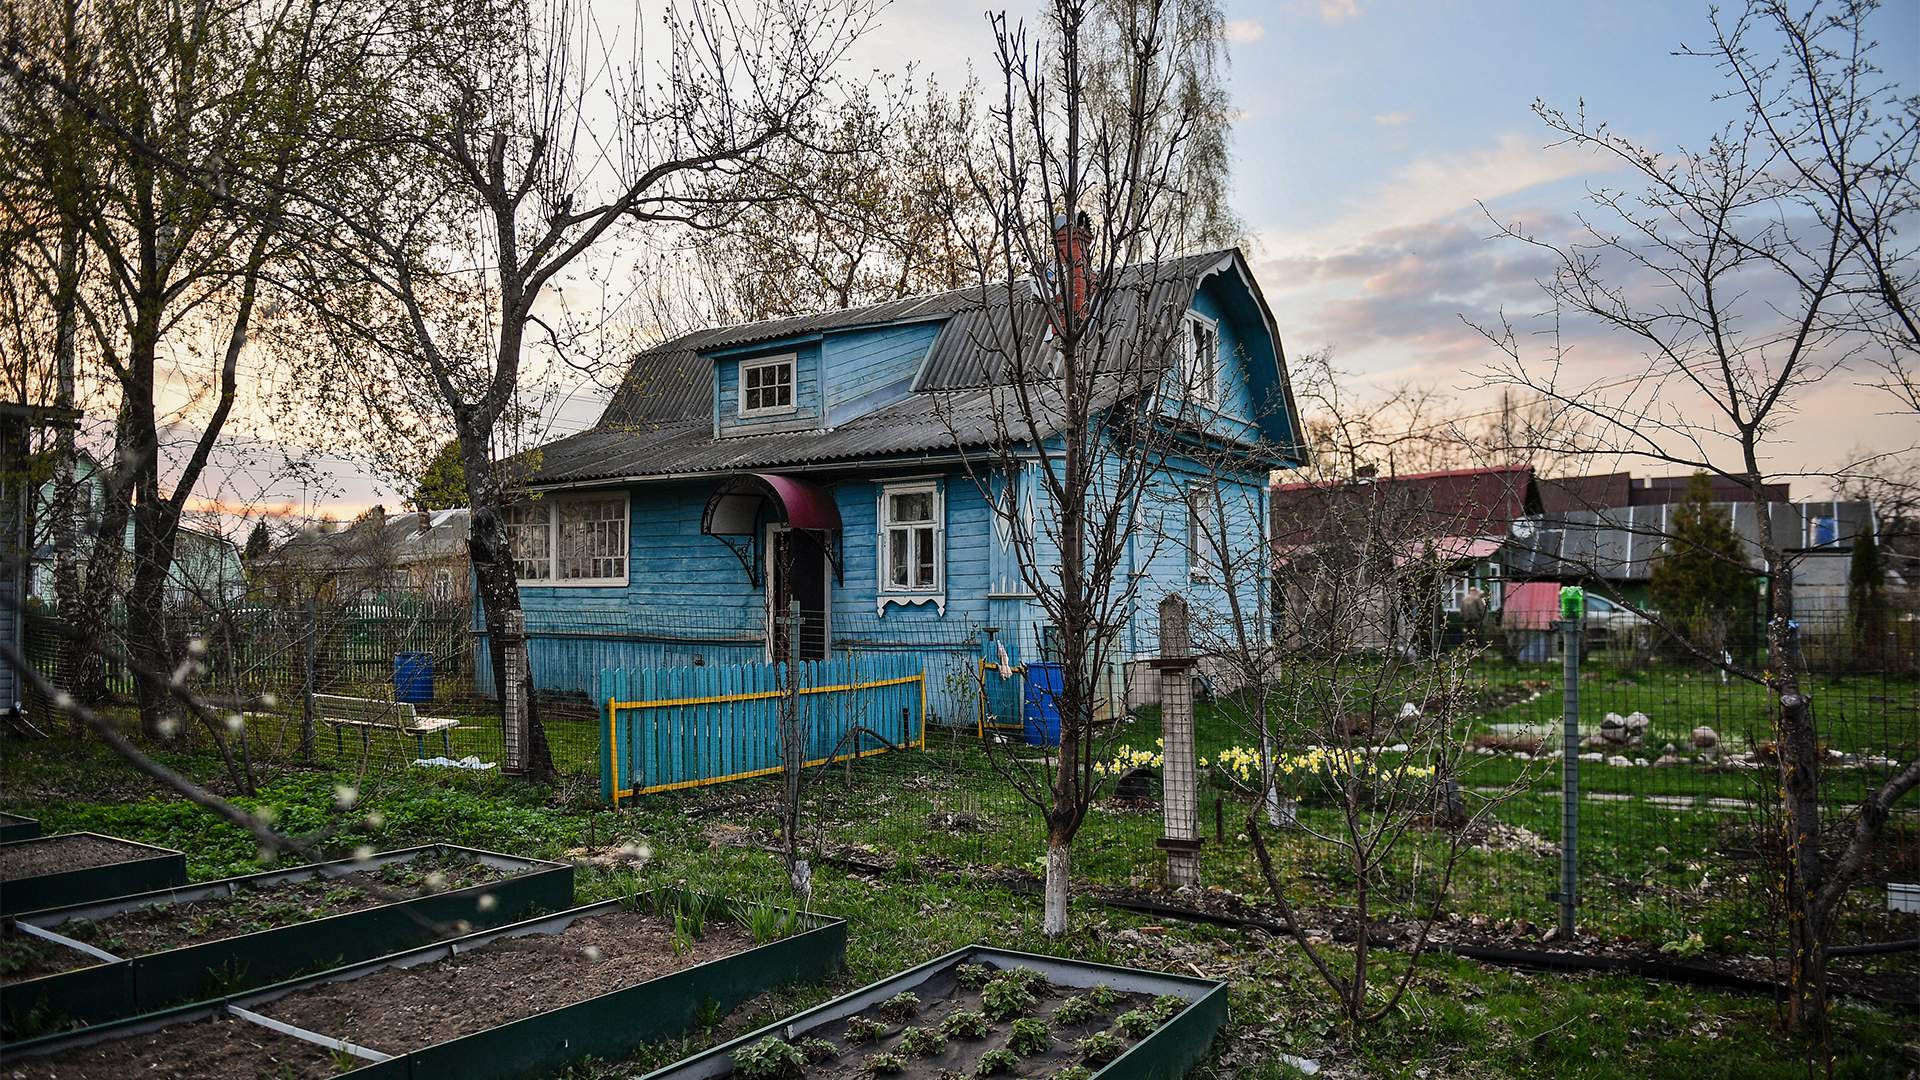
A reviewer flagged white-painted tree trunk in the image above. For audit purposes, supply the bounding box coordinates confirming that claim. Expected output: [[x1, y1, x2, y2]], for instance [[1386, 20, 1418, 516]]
[[1043, 841, 1071, 936], [1261, 731, 1283, 826]]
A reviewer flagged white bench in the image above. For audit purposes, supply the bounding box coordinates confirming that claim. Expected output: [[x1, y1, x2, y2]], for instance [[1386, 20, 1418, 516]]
[[316, 694, 461, 758]]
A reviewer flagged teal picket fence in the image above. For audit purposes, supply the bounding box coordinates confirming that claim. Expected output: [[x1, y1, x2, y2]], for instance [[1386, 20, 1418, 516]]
[[598, 653, 926, 804]]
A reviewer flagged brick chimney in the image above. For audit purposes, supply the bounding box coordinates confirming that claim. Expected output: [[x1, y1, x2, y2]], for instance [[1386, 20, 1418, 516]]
[[1052, 211, 1094, 318]]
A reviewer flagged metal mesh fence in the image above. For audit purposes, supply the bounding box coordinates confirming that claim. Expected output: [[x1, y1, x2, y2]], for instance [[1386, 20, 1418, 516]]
[[18, 592, 1915, 963]]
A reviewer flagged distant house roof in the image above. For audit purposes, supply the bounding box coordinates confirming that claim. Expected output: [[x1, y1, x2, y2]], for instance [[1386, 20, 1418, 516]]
[[261, 508, 470, 572], [1271, 466, 1541, 558], [531, 248, 1304, 488], [1538, 472, 1792, 511]]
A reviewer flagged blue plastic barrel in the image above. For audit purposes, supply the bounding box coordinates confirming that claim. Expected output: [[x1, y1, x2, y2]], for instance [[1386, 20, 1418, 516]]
[[1022, 662, 1064, 747], [394, 652, 434, 704]]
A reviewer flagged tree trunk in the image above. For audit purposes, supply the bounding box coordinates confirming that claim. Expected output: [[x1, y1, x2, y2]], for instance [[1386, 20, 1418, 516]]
[[126, 498, 179, 740], [465, 485, 554, 782], [1043, 836, 1071, 936]]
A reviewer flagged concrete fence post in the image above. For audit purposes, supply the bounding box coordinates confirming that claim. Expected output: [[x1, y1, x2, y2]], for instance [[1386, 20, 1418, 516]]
[[1154, 594, 1202, 889]]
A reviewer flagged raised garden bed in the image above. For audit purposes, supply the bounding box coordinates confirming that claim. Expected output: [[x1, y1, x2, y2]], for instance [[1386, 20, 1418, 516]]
[[0, 832, 185, 917], [1, 844, 571, 1039], [641, 946, 1228, 1080], [0, 813, 40, 844], [3, 890, 847, 1079]]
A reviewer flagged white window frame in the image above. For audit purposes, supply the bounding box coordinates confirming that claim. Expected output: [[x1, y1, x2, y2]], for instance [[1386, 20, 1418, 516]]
[[1179, 311, 1221, 410], [1187, 482, 1218, 582], [877, 479, 945, 612], [508, 493, 631, 587], [430, 567, 455, 601], [738, 353, 798, 417]]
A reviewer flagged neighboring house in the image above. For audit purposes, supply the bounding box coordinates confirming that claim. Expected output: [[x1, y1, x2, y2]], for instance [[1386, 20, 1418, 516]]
[[253, 506, 472, 606], [1503, 472, 1882, 625], [25, 450, 245, 614], [514, 245, 1307, 721], [4, 403, 79, 716], [1267, 465, 1542, 651]]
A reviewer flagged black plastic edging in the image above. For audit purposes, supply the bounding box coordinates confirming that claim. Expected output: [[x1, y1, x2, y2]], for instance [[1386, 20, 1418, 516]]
[[1089, 893, 1918, 1007]]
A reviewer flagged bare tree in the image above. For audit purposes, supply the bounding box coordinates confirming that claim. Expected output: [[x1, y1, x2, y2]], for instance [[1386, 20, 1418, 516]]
[[1476, 0, 1920, 1033], [269, 0, 876, 778], [939, 0, 1227, 936], [1211, 442, 1537, 1025]]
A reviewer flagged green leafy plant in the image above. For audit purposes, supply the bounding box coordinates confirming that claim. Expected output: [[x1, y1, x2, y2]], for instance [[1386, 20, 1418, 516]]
[[1148, 994, 1187, 1022], [797, 1038, 838, 1064], [1053, 1068, 1095, 1080], [982, 975, 1036, 1019], [843, 1016, 886, 1044], [733, 1037, 807, 1080], [1113, 1010, 1156, 1039], [954, 962, 994, 988], [941, 1009, 991, 1039], [1073, 1032, 1124, 1065], [865, 1051, 907, 1074], [878, 991, 921, 1022], [739, 897, 803, 944], [1083, 985, 1119, 1010], [1658, 931, 1707, 959], [1048, 993, 1103, 1026], [1009, 1017, 1051, 1056], [1000, 966, 1047, 993], [899, 1025, 948, 1057], [974, 1048, 1019, 1076]]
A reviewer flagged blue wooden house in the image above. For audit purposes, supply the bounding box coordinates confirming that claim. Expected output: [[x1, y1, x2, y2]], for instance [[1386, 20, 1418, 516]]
[[513, 247, 1307, 722]]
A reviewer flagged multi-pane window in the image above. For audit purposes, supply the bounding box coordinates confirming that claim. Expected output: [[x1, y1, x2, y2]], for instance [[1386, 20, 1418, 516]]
[[740, 355, 795, 415], [1187, 483, 1217, 581], [431, 568, 455, 601], [881, 482, 941, 592], [507, 496, 628, 585], [505, 503, 552, 581], [556, 497, 627, 581], [1179, 312, 1220, 408]]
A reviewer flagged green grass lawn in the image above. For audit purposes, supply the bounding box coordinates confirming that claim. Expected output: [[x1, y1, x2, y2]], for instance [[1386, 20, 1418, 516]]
[[3, 718, 1914, 1078]]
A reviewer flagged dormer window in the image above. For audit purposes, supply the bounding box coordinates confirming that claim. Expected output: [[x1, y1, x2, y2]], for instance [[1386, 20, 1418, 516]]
[[740, 354, 796, 416], [1178, 312, 1220, 409]]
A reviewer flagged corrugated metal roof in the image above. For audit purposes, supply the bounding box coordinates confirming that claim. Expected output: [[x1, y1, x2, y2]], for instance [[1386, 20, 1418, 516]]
[[533, 387, 1079, 486], [541, 247, 1268, 487], [596, 250, 1237, 426]]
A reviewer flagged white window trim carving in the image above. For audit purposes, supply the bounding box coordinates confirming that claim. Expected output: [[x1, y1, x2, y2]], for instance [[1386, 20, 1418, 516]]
[[876, 479, 945, 613]]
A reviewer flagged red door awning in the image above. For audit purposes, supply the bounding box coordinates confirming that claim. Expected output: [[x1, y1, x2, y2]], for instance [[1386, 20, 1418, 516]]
[[701, 473, 843, 584]]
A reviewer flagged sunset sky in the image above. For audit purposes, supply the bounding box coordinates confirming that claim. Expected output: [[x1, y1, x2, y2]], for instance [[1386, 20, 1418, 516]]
[[246, 0, 1920, 523]]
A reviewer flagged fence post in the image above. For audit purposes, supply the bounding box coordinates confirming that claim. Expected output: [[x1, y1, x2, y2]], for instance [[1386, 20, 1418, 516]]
[[1557, 586, 1585, 938], [300, 598, 316, 761], [1154, 594, 1202, 889], [780, 601, 811, 901], [501, 608, 528, 774]]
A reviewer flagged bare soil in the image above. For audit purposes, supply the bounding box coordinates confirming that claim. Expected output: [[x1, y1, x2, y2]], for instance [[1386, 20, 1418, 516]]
[[0, 930, 100, 984], [260, 909, 753, 1054], [1, 1012, 340, 1080], [791, 959, 1154, 1080], [0, 834, 160, 881], [0, 852, 509, 987], [53, 852, 507, 961]]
